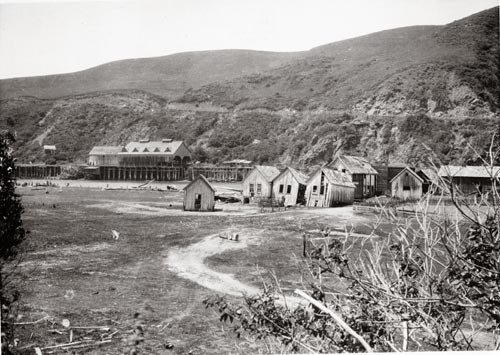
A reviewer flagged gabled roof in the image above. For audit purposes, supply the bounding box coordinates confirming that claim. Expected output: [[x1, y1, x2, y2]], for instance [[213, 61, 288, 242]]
[[322, 168, 356, 188], [308, 167, 356, 188], [390, 167, 424, 184], [254, 165, 281, 182], [438, 165, 500, 179], [274, 167, 309, 185], [89, 146, 123, 155], [330, 155, 378, 175], [183, 174, 215, 192], [121, 140, 184, 155], [420, 168, 439, 182]]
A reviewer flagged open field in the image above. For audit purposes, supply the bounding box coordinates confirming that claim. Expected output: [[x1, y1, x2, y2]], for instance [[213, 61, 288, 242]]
[[10, 181, 387, 354]]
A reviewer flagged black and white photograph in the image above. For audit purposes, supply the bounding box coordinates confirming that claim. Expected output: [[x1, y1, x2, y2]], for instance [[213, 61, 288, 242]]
[[0, 0, 499, 354]]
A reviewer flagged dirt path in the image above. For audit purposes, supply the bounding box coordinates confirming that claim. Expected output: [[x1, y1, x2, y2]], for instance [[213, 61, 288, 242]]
[[166, 233, 261, 297]]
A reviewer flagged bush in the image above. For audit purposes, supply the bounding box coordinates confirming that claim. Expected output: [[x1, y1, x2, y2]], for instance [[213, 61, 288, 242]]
[[205, 158, 500, 352], [0, 131, 26, 352]]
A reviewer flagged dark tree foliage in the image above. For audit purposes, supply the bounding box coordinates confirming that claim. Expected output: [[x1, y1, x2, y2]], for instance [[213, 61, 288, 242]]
[[0, 131, 26, 350]]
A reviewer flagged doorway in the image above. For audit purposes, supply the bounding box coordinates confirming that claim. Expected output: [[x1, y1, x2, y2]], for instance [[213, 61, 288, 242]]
[[194, 193, 202, 210], [296, 184, 307, 205]]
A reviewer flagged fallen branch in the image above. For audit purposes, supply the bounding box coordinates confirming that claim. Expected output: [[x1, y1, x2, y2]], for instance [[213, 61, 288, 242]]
[[12, 316, 50, 325], [294, 289, 373, 352]]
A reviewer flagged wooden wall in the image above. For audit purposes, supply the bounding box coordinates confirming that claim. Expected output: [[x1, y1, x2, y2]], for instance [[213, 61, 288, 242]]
[[391, 171, 422, 200], [88, 154, 120, 167], [242, 169, 273, 201], [272, 170, 302, 206], [305, 170, 354, 207], [184, 179, 215, 211]]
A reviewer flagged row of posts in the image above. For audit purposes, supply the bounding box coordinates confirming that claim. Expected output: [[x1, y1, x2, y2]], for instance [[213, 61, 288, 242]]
[[16, 165, 61, 178]]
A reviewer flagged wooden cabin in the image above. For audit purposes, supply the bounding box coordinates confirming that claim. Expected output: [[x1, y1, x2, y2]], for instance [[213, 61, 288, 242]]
[[183, 174, 215, 211], [328, 155, 378, 200], [390, 167, 424, 201], [272, 167, 309, 206], [242, 165, 280, 202], [305, 167, 356, 207], [438, 165, 500, 196]]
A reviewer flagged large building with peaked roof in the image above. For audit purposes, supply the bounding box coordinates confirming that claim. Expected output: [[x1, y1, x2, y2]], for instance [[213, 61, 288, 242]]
[[88, 139, 192, 167], [328, 155, 378, 199]]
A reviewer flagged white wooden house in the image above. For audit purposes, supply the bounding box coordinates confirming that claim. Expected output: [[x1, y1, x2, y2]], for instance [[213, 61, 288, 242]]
[[242, 165, 280, 202], [390, 167, 424, 201], [271, 167, 309, 206]]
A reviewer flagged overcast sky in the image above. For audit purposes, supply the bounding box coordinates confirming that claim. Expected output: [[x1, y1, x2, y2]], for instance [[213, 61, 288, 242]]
[[0, 0, 497, 79]]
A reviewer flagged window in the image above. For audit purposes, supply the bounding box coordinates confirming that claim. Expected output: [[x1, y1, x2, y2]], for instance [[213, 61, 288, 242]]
[[287, 185, 292, 194], [313, 185, 318, 193], [279, 184, 284, 193], [257, 184, 262, 194], [249, 184, 254, 194], [403, 173, 411, 191], [320, 186, 325, 195]]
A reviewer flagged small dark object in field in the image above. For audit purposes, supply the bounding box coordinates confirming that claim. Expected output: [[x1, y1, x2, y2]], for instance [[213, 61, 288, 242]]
[[164, 342, 174, 349], [169, 204, 172, 207], [45, 190, 49, 194], [108, 286, 116, 291], [52, 204, 56, 208]]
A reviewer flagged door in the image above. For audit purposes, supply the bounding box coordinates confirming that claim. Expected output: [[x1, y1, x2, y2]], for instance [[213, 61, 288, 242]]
[[194, 193, 202, 210], [296, 184, 307, 205]]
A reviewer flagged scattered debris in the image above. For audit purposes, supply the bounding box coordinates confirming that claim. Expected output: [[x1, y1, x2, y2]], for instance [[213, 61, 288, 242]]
[[112, 230, 120, 240], [218, 232, 239, 241]]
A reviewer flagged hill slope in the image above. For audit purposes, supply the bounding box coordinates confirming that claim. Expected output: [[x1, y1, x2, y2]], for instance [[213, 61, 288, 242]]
[[0, 50, 301, 100], [180, 7, 499, 116], [0, 7, 498, 167]]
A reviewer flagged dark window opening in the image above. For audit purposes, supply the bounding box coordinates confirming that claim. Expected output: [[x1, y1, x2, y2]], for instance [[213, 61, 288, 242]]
[[403, 173, 411, 191], [279, 184, 284, 193], [286, 185, 292, 194]]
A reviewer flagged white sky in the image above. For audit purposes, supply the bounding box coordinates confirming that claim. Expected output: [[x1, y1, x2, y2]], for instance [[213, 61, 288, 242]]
[[0, 0, 497, 79]]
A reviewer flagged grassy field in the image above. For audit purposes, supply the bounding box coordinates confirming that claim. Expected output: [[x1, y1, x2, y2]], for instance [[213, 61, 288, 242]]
[[12, 183, 386, 354]]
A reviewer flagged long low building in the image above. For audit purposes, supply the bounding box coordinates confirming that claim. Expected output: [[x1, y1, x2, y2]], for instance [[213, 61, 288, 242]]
[[86, 139, 192, 181], [88, 139, 192, 167], [438, 165, 500, 196]]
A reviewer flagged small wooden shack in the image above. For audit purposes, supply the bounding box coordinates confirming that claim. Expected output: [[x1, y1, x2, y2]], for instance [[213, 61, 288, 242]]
[[242, 165, 281, 202], [328, 155, 378, 200], [390, 167, 424, 201], [272, 167, 309, 206], [305, 167, 355, 207], [183, 174, 215, 211]]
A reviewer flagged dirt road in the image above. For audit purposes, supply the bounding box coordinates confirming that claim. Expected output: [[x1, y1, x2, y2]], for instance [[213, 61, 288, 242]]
[[166, 233, 261, 297]]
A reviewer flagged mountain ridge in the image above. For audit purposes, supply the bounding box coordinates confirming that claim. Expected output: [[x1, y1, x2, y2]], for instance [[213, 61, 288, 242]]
[[0, 6, 498, 167]]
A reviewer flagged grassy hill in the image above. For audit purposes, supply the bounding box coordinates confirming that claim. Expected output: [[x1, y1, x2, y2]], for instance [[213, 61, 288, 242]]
[[0, 50, 301, 100], [0, 7, 498, 167], [180, 7, 499, 116]]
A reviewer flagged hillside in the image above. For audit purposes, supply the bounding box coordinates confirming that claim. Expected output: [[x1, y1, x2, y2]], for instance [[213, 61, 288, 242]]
[[180, 7, 499, 117], [0, 50, 301, 100], [0, 7, 498, 167]]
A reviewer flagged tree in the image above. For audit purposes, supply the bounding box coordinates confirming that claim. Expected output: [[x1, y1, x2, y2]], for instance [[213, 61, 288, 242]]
[[205, 152, 500, 352], [0, 131, 26, 352]]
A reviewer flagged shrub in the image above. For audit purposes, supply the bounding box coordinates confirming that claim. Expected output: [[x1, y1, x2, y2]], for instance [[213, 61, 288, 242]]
[[0, 131, 26, 352]]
